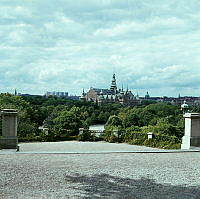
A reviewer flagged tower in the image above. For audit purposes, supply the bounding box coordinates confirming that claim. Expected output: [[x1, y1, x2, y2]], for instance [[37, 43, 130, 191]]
[[80, 89, 86, 101], [110, 74, 117, 94], [98, 90, 105, 105], [14, 89, 17, 96], [126, 84, 129, 93], [145, 91, 150, 99], [136, 92, 140, 100]]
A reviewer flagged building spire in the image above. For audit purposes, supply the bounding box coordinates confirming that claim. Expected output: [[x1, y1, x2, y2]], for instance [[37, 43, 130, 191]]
[[145, 91, 150, 99], [110, 73, 117, 93], [14, 89, 17, 96], [80, 89, 86, 101]]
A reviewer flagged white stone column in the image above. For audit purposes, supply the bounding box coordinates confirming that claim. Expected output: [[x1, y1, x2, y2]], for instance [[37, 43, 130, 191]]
[[181, 113, 200, 150], [0, 109, 18, 150]]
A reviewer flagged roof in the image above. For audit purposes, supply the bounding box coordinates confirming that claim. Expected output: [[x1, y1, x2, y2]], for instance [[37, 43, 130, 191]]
[[92, 88, 114, 95]]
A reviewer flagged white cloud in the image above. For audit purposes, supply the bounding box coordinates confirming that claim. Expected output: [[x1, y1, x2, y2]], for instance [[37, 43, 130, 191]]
[[94, 16, 186, 38], [0, 0, 200, 96]]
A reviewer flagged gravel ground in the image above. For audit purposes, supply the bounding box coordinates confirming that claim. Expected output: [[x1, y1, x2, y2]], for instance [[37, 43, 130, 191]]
[[18, 141, 162, 153], [1, 142, 200, 198]]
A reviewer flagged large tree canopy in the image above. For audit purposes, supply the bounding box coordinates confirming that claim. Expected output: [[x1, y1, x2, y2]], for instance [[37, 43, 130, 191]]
[[0, 94, 185, 141]]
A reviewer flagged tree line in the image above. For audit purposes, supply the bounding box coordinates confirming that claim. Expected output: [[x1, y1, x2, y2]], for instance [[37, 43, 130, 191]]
[[0, 93, 194, 148]]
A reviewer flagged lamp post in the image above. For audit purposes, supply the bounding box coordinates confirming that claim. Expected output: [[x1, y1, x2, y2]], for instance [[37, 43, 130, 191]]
[[181, 100, 190, 115]]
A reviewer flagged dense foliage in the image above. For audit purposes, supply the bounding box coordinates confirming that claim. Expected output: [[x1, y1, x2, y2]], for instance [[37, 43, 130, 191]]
[[0, 93, 189, 149]]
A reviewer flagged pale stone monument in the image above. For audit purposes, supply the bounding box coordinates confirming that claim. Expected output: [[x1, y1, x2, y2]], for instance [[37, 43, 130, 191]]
[[0, 109, 18, 150], [79, 128, 84, 135], [113, 129, 118, 137], [147, 132, 153, 139], [181, 113, 200, 149], [39, 126, 49, 135]]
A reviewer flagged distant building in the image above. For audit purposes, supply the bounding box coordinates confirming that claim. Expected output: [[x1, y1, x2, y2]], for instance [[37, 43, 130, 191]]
[[14, 90, 41, 97], [44, 91, 81, 100], [45, 91, 68, 98], [80, 74, 141, 106], [144, 91, 150, 100], [14, 89, 17, 96], [141, 94, 200, 107], [67, 95, 80, 100]]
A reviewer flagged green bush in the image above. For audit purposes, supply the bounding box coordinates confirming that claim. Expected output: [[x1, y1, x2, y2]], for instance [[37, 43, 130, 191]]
[[19, 136, 43, 142], [77, 130, 96, 141], [19, 129, 75, 142], [122, 128, 181, 149], [101, 130, 118, 143], [154, 134, 181, 143], [143, 139, 181, 149], [129, 138, 145, 145], [124, 131, 147, 143]]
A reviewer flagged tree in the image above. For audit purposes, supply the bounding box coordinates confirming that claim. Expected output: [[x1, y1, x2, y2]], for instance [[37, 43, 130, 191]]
[[53, 107, 82, 135], [106, 115, 122, 127], [123, 110, 139, 128], [0, 94, 38, 137], [153, 118, 177, 136], [98, 111, 109, 123]]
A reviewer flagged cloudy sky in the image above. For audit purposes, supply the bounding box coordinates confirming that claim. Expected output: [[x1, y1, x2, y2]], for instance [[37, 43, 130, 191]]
[[1, 0, 200, 97]]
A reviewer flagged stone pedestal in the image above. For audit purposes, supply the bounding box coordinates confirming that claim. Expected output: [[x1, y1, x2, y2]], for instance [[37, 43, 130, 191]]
[[0, 109, 18, 150], [181, 113, 200, 150]]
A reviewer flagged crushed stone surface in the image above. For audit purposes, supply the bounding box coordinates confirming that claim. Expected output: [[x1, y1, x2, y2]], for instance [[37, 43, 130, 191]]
[[0, 142, 200, 198]]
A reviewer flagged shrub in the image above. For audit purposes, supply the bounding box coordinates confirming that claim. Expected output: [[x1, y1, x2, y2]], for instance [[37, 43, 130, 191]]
[[101, 130, 118, 143], [124, 131, 146, 144], [77, 129, 96, 141], [143, 135, 181, 149], [19, 129, 75, 142]]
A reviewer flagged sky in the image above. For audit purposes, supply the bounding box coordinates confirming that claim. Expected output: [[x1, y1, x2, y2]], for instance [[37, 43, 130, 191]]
[[1, 0, 200, 97]]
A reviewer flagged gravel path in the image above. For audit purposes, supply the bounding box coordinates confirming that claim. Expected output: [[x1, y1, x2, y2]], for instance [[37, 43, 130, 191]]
[[18, 141, 162, 153], [1, 142, 200, 198]]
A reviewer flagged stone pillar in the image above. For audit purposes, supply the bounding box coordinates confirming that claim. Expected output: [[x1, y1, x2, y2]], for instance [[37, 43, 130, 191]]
[[113, 129, 119, 142], [79, 128, 84, 135], [147, 132, 153, 139], [181, 113, 200, 150], [0, 109, 18, 150], [113, 130, 118, 137]]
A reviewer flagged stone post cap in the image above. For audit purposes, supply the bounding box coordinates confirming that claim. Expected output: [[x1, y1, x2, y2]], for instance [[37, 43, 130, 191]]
[[1, 109, 18, 112], [147, 132, 153, 135], [1, 109, 18, 115], [184, 113, 200, 118]]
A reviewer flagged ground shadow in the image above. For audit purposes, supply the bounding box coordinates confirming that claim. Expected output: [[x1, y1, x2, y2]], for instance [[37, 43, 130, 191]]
[[65, 173, 200, 199]]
